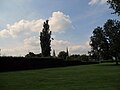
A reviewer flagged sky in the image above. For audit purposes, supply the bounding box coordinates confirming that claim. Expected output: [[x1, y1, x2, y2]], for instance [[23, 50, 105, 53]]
[[0, 0, 119, 56]]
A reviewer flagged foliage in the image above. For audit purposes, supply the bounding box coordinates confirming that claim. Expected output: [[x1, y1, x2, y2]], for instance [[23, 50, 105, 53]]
[[0, 57, 99, 72], [25, 52, 35, 57], [40, 20, 52, 57], [90, 27, 110, 61], [67, 54, 81, 61], [58, 51, 68, 60], [25, 52, 42, 57], [80, 54, 89, 62], [107, 0, 120, 16], [90, 19, 120, 64], [67, 54, 89, 62], [104, 19, 120, 64]]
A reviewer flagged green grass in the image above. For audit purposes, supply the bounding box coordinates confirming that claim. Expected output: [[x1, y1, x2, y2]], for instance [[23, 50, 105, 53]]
[[0, 63, 120, 90]]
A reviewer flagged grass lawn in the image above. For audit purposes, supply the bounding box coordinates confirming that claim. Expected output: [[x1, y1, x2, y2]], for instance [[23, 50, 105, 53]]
[[0, 63, 120, 90]]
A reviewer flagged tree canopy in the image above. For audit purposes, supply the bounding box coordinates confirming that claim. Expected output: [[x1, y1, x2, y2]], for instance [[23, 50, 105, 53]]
[[107, 0, 120, 16], [58, 51, 68, 60], [90, 19, 120, 64], [40, 20, 52, 57]]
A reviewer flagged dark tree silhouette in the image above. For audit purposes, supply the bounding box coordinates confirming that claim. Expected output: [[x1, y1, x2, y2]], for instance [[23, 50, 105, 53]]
[[40, 20, 52, 57], [107, 0, 120, 16], [90, 27, 109, 61], [90, 19, 120, 64], [104, 19, 120, 64], [58, 51, 68, 60], [67, 54, 81, 61], [25, 52, 35, 57], [80, 54, 89, 62]]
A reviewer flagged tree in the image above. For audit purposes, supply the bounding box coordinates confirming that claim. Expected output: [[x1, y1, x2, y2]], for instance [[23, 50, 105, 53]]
[[40, 20, 52, 57], [80, 54, 89, 62], [104, 19, 120, 64], [25, 52, 35, 57], [25, 52, 42, 57], [67, 54, 81, 61], [58, 51, 68, 60], [107, 0, 120, 16], [89, 27, 109, 61], [90, 19, 120, 64]]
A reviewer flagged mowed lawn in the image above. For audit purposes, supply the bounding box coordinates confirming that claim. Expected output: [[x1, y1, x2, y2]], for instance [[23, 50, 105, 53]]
[[0, 63, 120, 90]]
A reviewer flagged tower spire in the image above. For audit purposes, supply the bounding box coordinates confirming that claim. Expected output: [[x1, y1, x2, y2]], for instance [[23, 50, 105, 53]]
[[53, 49, 56, 57], [66, 47, 69, 56]]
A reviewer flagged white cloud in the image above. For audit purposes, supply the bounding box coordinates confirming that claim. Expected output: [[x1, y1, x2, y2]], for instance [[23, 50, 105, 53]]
[[88, 0, 107, 5], [24, 36, 39, 47], [1, 36, 40, 56], [0, 11, 90, 56], [1, 38, 90, 56], [69, 41, 90, 55], [23, 36, 40, 54], [89, 0, 99, 5], [100, 0, 108, 4], [49, 11, 72, 32], [51, 39, 70, 54], [0, 29, 10, 37], [51, 39, 90, 55], [0, 19, 44, 38], [0, 11, 72, 38], [2, 47, 27, 56]]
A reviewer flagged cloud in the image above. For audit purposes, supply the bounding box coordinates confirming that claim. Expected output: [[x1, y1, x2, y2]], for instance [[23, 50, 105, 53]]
[[24, 36, 39, 47], [88, 0, 107, 5], [0, 11, 90, 56], [0, 11, 74, 56], [1, 36, 40, 56], [0, 11, 72, 38], [89, 0, 99, 5], [51, 39, 70, 53], [51, 39, 90, 55], [0, 29, 10, 37], [2, 47, 27, 56], [1, 38, 90, 56], [69, 41, 90, 55], [23, 36, 40, 54], [49, 11, 72, 32], [0, 19, 44, 38]]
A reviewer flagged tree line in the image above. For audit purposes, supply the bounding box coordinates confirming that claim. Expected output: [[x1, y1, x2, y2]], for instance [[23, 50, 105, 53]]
[[25, 0, 120, 64], [1, 0, 119, 65]]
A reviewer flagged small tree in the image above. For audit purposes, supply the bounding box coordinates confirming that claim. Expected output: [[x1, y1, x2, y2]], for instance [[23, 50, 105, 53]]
[[58, 51, 68, 60], [67, 54, 81, 61], [25, 52, 35, 57], [80, 54, 89, 62]]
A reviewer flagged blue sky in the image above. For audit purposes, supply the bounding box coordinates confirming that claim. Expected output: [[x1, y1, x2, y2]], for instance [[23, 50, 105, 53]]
[[0, 0, 119, 56]]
